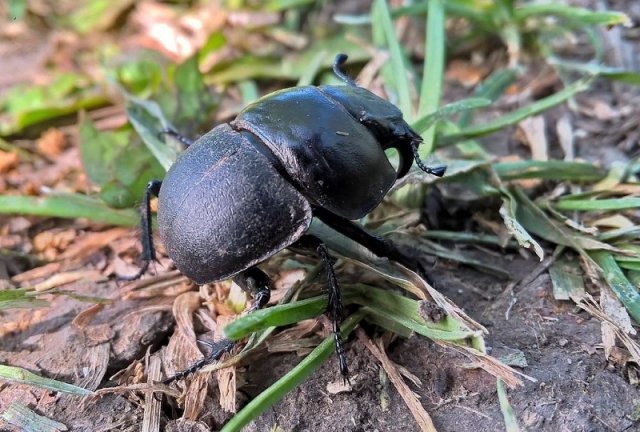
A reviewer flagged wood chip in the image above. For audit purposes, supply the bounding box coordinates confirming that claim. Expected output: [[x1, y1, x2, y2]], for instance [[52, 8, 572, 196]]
[[142, 355, 162, 432]]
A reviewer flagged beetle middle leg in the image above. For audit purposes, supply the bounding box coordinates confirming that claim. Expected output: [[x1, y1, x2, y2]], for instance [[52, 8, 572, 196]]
[[119, 179, 162, 281]]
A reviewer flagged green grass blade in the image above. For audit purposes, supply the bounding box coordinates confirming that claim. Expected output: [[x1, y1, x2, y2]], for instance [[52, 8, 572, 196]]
[[0, 289, 48, 310], [0, 365, 93, 396], [511, 187, 615, 253], [590, 251, 640, 322], [555, 198, 640, 211], [220, 311, 365, 432], [515, 4, 631, 26], [411, 97, 491, 134], [417, 0, 445, 154], [549, 57, 640, 86], [440, 77, 592, 143], [458, 68, 518, 127], [1, 402, 68, 432], [224, 296, 328, 340], [494, 160, 606, 182], [372, 0, 414, 119], [497, 380, 520, 432], [296, 50, 328, 87], [0, 194, 138, 226]]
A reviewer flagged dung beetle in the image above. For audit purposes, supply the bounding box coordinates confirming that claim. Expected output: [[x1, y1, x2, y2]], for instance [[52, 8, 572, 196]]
[[123, 54, 446, 383]]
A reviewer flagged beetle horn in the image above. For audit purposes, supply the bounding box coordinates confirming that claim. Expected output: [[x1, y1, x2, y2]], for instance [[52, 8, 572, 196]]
[[333, 53, 357, 87], [410, 140, 447, 177]]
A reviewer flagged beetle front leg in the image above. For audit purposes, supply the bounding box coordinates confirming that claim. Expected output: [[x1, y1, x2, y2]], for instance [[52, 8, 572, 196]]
[[119, 179, 162, 281], [296, 235, 349, 382], [158, 127, 194, 148]]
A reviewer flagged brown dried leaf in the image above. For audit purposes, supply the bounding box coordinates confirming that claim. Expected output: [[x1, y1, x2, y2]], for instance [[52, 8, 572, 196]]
[[36, 128, 66, 158], [0, 150, 19, 173], [517, 116, 548, 161], [445, 59, 488, 87], [61, 228, 130, 260]]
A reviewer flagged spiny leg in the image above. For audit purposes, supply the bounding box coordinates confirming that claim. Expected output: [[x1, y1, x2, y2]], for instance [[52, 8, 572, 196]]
[[159, 127, 195, 149], [161, 339, 234, 385], [119, 180, 162, 281], [296, 235, 349, 381], [161, 267, 272, 384]]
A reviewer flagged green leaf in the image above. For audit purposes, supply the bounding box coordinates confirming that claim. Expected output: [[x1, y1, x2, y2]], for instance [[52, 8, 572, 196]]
[[79, 118, 129, 186], [1, 402, 67, 432], [126, 98, 178, 171], [0, 73, 107, 136], [79, 118, 165, 208], [170, 56, 218, 128], [63, 0, 135, 33]]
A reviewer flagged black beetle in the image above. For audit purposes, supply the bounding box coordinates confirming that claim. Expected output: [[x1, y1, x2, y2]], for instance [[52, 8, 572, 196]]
[[123, 54, 445, 383]]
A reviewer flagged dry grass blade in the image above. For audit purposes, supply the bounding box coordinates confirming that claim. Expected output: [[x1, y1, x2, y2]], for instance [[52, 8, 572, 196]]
[[142, 355, 162, 432], [575, 293, 640, 365], [445, 344, 535, 389], [356, 328, 437, 432], [1, 401, 68, 432]]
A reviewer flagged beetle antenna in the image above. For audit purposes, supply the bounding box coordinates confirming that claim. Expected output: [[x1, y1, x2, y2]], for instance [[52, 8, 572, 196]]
[[333, 53, 357, 87], [410, 141, 447, 177]]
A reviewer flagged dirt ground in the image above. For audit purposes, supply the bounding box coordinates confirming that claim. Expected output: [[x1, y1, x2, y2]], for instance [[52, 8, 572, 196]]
[[2, 235, 640, 431], [2, 1, 640, 431]]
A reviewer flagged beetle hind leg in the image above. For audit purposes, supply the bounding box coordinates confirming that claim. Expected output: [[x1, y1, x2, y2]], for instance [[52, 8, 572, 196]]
[[118, 179, 162, 281]]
